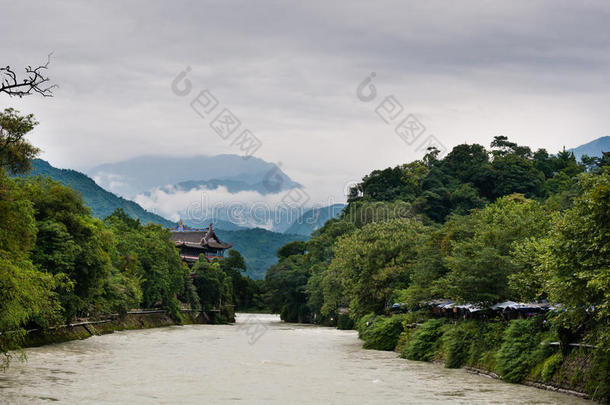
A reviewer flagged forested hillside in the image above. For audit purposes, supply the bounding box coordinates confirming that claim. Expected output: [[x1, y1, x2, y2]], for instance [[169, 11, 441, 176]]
[[216, 228, 306, 279], [18, 159, 175, 227]]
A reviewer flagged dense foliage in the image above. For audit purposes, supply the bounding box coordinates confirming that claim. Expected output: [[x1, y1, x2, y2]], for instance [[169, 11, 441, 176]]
[[268, 136, 608, 322], [266, 136, 609, 400]]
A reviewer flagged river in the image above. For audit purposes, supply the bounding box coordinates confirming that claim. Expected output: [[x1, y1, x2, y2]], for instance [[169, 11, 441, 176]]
[[0, 313, 589, 404]]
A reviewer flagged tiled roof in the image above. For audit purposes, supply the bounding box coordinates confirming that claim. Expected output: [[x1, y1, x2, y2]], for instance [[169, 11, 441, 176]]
[[171, 223, 233, 249]]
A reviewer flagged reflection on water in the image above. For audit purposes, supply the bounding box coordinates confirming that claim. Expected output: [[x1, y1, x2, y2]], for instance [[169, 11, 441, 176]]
[[0, 313, 589, 404]]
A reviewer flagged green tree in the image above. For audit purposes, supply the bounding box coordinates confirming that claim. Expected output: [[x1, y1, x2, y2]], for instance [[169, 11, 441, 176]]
[[0, 173, 58, 366], [218, 249, 254, 310], [440, 143, 494, 198], [305, 218, 356, 321], [265, 252, 311, 322], [540, 168, 610, 327], [21, 177, 118, 319], [277, 241, 307, 259], [440, 194, 549, 305], [105, 209, 188, 319], [349, 162, 428, 203], [192, 260, 232, 312], [330, 218, 428, 317], [0, 108, 40, 174], [491, 154, 545, 199]]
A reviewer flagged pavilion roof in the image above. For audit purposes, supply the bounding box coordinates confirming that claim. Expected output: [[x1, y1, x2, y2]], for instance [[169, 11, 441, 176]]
[[170, 222, 233, 249]]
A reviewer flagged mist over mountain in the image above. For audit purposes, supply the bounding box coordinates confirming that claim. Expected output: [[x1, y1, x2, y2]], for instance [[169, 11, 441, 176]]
[[87, 154, 301, 198], [284, 203, 346, 236]]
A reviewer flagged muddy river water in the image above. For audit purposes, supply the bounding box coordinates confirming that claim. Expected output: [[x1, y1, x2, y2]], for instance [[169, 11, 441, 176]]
[[0, 313, 589, 404]]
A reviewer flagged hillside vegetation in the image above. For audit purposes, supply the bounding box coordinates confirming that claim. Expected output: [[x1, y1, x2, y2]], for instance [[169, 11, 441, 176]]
[[18, 159, 175, 227], [266, 137, 609, 401]]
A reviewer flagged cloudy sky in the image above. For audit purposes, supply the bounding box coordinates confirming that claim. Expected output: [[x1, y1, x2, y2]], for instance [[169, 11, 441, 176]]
[[2, 0, 610, 204]]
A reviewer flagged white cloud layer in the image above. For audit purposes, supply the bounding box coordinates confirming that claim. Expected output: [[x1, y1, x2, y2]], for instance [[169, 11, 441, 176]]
[[134, 185, 342, 231]]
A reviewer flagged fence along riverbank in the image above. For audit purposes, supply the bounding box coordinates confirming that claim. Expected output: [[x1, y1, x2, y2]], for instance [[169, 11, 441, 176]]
[[9, 309, 232, 349]]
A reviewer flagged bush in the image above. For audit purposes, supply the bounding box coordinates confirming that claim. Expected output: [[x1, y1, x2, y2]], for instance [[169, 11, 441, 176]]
[[496, 317, 552, 383], [468, 320, 506, 370], [402, 318, 446, 361], [540, 352, 563, 382], [337, 313, 354, 330], [360, 315, 406, 351], [443, 321, 479, 368], [356, 313, 376, 338], [585, 348, 610, 403]]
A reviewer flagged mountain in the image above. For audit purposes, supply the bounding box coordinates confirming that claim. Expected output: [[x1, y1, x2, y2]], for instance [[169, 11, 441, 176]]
[[569, 136, 610, 160], [21, 159, 175, 227], [284, 203, 346, 236], [87, 154, 301, 198], [215, 228, 307, 279]]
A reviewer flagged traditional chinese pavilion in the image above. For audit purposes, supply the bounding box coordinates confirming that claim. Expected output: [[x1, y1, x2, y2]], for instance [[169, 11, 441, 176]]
[[170, 221, 233, 265]]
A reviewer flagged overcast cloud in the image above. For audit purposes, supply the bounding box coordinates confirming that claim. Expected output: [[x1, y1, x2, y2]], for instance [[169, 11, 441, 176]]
[[2, 0, 610, 203]]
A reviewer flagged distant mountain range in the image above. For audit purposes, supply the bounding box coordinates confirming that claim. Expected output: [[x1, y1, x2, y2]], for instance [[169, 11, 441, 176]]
[[171, 178, 294, 195], [569, 136, 610, 160], [284, 204, 346, 236], [178, 202, 344, 235], [87, 154, 301, 198]]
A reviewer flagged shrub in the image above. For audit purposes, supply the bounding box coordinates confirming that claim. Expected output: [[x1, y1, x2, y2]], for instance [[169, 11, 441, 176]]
[[356, 313, 376, 338], [360, 315, 406, 351], [396, 327, 416, 353], [540, 352, 563, 382], [402, 318, 446, 361], [585, 348, 610, 403], [470, 320, 506, 370], [337, 313, 354, 330], [443, 321, 479, 368], [496, 317, 552, 383]]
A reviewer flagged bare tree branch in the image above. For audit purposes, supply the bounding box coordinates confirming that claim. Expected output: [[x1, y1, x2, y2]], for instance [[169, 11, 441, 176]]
[[1, 53, 58, 97]]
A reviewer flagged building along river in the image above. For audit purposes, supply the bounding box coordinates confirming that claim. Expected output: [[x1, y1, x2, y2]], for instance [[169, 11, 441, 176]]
[[0, 313, 590, 404]]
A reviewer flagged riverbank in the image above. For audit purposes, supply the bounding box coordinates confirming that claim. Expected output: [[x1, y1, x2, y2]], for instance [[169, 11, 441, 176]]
[[19, 309, 234, 349], [355, 314, 608, 403]]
